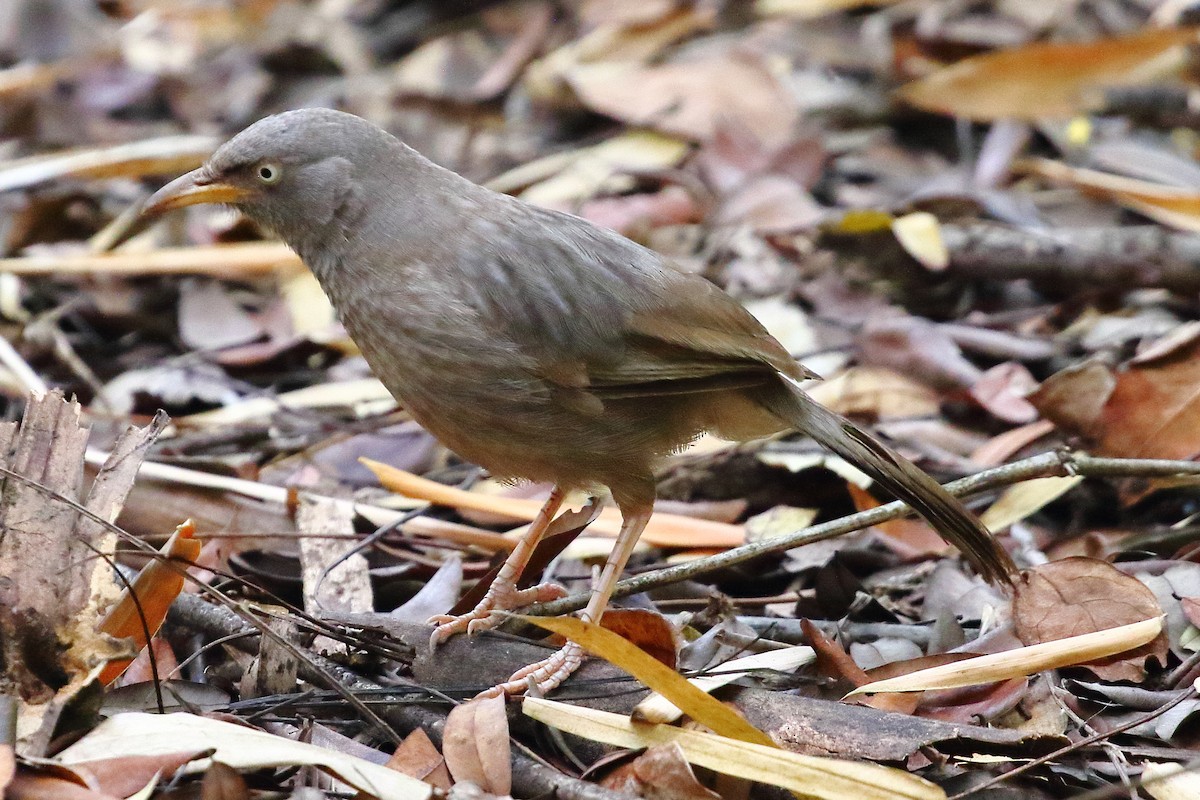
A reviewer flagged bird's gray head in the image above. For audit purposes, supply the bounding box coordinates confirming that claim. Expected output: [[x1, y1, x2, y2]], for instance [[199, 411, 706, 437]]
[[144, 108, 401, 248]]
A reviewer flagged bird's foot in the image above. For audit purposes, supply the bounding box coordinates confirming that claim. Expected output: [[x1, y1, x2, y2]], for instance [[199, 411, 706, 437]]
[[474, 641, 584, 698], [428, 580, 568, 647]]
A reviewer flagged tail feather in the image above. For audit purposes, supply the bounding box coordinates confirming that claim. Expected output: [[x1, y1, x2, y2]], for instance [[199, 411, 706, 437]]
[[757, 376, 1016, 586]]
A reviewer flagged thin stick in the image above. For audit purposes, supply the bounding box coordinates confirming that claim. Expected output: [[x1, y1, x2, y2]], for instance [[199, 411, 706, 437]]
[[530, 452, 1200, 616]]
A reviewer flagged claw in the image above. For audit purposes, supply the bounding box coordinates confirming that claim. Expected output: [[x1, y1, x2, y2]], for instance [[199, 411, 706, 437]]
[[427, 580, 568, 650], [475, 641, 584, 698]]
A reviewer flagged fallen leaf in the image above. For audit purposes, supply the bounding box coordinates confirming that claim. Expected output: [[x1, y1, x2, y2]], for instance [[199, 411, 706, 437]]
[[806, 367, 941, 420], [599, 609, 680, 670], [978, 476, 1083, 532], [443, 696, 511, 796], [850, 617, 1162, 694], [898, 27, 1200, 120], [99, 520, 201, 685], [891, 212, 948, 271], [1014, 558, 1168, 681], [362, 459, 745, 548], [201, 762, 249, 800], [634, 645, 815, 725], [521, 615, 776, 748], [1031, 340, 1200, 461], [1143, 761, 1200, 800], [57, 712, 431, 800], [1020, 157, 1200, 232], [566, 54, 798, 145], [969, 362, 1040, 424], [804, 619, 918, 714], [523, 698, 944, 800], [607, 743, 721, 800], [380, 729, 452, 791]]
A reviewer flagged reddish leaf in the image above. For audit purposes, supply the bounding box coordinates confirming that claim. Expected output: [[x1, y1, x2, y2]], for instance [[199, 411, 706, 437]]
[[1013, 557, 1167, 681], [599, 608, 680, 670]]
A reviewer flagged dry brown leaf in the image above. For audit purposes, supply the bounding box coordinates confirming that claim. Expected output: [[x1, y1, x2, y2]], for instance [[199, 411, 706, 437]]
[[1181, 597, 1200, 629], [4, 770, 117, 799], [969, 420, 1056, 466], [1031, 340, 1200, 461], [566, 54, 798, 145], [1027, 360, 1116, 440], [380, 729, 452, 792], [604, 743, 722, 800], [442, 696, 511, 796], [201, 762, 249, 800], [113, 639, 179, 687], [898, 27, 1200, 121], [1014, 557, 1168, 681], [847, 484, 947, 556], [599, 609, 680, 670], [580, 186, 702, 235], [806, 367, 941, 420], [802, 619, 918, 714], [969, 362, 1039, 424]]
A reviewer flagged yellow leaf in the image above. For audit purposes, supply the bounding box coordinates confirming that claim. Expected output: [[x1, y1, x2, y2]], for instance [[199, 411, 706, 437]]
[[891, 212, 949, 271], [523, 698, 943, 800], [1144, 762, 1200, 800], [634, 645, 815, 724], [979, 476, 1083, 531], [828, 209, 894, 234], [848, 616, 1163, 695], [520, 615, 775, 748]]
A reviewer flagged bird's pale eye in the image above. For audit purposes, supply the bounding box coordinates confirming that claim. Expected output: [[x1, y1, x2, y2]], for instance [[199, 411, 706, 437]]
[[255, 163, 282, 185]]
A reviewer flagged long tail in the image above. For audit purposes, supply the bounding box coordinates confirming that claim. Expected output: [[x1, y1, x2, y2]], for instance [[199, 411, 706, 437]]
[[757, 375, 1016, 586]]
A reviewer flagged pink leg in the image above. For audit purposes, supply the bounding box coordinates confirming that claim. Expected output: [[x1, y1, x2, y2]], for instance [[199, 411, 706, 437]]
[[429, 486, 566, 647], [477, 502, 653, 698]]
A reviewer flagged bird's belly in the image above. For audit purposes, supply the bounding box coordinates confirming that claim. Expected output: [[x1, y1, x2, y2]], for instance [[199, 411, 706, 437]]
[[383, 367, 695, 489], [345, 315, 707, 488]]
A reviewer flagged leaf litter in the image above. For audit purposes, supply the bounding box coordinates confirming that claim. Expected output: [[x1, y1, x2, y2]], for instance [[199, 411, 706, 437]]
[[3, 1, 1200, 798]]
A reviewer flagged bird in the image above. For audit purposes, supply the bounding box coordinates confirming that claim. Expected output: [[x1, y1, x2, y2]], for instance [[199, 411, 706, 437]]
[[144, 108, 1015, 698]]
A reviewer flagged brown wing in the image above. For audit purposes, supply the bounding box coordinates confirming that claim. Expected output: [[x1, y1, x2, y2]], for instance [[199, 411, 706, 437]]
[[580, 269, 815, 399], [453, 199, 811, 405]]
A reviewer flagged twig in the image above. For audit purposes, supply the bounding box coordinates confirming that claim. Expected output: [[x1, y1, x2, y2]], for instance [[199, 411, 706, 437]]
[[164, 591, 637, 800], [0, 242, 302, 278], [948, 686, 1198, 799], [942, 222, 1200, 292], [530, 452, 1200, 616]]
